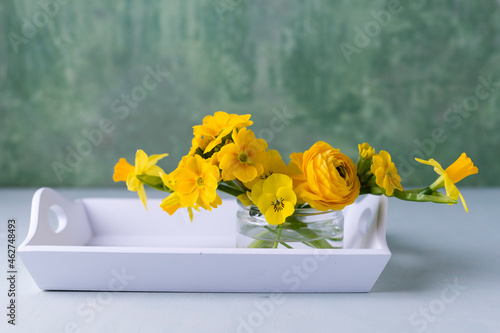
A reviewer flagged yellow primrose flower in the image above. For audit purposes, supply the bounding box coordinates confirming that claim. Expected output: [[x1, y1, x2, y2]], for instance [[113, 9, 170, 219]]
[[243, 149, 288, 190], [188, 134, 222, 167], [237, 191, 253, 206], [159, 155, 222, 220], [158, 191, 184, 217], [358, 142, 375, 160], [192, 111, 253, 155], [251, 174, 297, 225], [188, 135, 212, 157], [289, 141, 360, 211], [113, 150, 168, 209], [371, 150, 403, 196], [415, 153, 478, 212], [218, 128, 270, 183]]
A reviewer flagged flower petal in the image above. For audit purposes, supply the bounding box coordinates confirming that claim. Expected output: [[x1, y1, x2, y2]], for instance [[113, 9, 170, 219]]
[[251, 180, 265, 204], [137, 183, 148, 210], [146, 153, 168, 170], [257, 193, 274, 213], [445, 153, 478, 184], [276, 187, 297, 206], [135, 149, 148, 173], [113, 158, 134, 182], [262, 174, 293, 194], [237, 192, 253, 206]]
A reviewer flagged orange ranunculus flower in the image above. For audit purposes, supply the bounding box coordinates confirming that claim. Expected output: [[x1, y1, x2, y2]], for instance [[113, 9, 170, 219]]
[[289, 141, 360, 211]]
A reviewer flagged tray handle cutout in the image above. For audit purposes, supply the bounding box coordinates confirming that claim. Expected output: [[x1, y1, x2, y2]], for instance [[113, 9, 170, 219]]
[[48, 204, 68, 233], [19, 188, 93, 248]]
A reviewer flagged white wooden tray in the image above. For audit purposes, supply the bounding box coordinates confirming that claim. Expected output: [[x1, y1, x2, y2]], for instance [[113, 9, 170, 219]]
[[19, 188, 391, 292]]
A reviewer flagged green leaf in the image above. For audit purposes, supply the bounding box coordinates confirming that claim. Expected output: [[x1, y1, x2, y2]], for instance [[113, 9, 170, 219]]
[[217, 183, 245, 197], [360, 186, 457, 204], [136, 175, 172, 192]]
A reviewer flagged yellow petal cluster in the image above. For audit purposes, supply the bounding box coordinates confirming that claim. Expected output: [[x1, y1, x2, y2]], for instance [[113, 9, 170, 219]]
[[290, 141, 360, 211], [370, 150, 403, 196], [191, 111, 252, 155], [251, 174, 297, 225], [243, 149, 288, 190], [358, 142, 375, 160], [218, 128, 270, 183], [160, 155, 222, 219], [113, 110, 480, 227], [113, 149, 168, 209]]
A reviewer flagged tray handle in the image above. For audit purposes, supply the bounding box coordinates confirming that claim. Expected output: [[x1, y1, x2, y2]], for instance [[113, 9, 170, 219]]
[[19, 187, 93, 248], [344, 195, 388, 250]]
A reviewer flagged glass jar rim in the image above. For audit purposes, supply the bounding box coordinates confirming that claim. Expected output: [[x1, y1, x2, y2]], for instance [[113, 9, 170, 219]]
[[236, 200, 342, 216]]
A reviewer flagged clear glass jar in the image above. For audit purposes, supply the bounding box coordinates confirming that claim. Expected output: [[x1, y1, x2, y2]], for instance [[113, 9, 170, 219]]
[[236, 202, 344, 249]]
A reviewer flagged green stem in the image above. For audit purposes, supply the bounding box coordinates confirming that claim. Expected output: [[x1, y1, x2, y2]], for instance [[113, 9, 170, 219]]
[[418, 186, 433, 195], [429, 175, 445, 192], [273, 224, 284, 249], [232, 179, 250, 192], [247, 216, 337, 249], [248, 238, 273, 248], [247, 228, 293, 248], [285, 215, 335, 249], [223, 180, 242, 191], [279, 241, 293, 249], [217, 183, 245, 197], [360, 186, 457, 204]]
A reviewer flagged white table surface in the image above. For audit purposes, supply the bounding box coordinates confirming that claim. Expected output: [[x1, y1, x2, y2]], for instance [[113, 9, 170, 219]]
[[1, 188, 499, 333]]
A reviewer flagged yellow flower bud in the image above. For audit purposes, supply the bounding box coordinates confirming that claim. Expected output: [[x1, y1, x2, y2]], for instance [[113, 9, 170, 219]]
[[358, 142, 375, 160]]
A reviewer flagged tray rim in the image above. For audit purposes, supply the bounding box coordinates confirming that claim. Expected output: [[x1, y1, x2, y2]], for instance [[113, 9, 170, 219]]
[[19, 187, 390, 255], [18, 188, 392, 292]]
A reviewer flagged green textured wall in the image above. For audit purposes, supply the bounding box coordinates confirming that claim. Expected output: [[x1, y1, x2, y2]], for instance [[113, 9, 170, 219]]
[[1, 0, 498, 187]]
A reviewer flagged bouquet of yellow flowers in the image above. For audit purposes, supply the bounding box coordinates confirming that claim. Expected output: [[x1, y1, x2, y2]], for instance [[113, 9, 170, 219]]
[[113, 111, 478, 249]]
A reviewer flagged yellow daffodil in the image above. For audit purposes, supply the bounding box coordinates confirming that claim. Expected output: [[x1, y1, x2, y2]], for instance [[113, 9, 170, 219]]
[[113, 150, 168, 209], [289, 141, 360, 211], [192, 111, 253, 155], [218, 128, 269, 183], [444, 153, 479, 184], [159, 155, 222, 220], [358, 142, 375, 160], [251, 174, 297, 225], [243, 149, 288, 190], [370, 150, 403, 196], [415, 153, 478, 212]]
